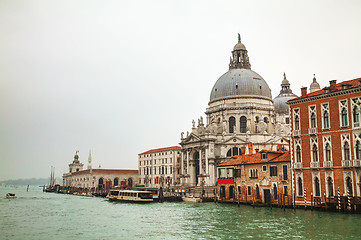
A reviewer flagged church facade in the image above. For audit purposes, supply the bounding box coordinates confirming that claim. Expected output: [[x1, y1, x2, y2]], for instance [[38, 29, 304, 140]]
[[179, 35, 296, 188]]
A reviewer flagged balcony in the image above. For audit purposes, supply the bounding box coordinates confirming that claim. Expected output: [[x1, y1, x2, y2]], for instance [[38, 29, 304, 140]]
[[310, 161, 320, 168], [309, 127, 317, 135], [342, 160, 352, 168], [353, 159, 361, 167], [294, 162, 302, 169], [323, 161, 333, 168], [354, 122, 360, 128], [293, 130, 301, 137]]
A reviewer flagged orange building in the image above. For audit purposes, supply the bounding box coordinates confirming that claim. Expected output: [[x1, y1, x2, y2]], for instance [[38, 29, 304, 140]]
[[216, 150, 291, 205], [288, 78, 361, 208]]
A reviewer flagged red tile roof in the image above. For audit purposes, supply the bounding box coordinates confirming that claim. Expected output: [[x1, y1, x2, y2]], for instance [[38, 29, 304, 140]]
[[290, 78, 361, 101], [139, 146, 181, 155], [217, 150, 290, 167]]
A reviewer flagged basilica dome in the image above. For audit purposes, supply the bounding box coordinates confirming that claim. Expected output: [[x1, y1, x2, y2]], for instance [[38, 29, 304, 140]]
[[210, 68, 272, 102]]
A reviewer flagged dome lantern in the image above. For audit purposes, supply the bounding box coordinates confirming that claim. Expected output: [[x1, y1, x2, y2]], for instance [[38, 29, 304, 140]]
[[229, 34, 251, 70]]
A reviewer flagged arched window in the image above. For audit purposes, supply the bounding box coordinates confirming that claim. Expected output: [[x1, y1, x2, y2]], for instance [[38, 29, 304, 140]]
[[346, 177, 353, 195], [296, 146, 301, 162], [353, 106, 360, 123], [311, 113, 316, 128], [240, 116, 247, 133], [344, 141, 350, 160], [325, 143, 331, 162], [220, 186, 226, 198], [327, 177, 334, 197], [356, 140, 361, 160], [323, 111, 329, 129], [273, 184, 278, 200], [227, 147, 242, 157], [312, 144, 318, 162], [295, 116, 300, 130], [255, 185, 260, 199], [114, 178, 119, 186], [229, 117, 236, 133], [298, 177, 303, 196], [314, 177, 320, 197], [232, 147, 239, 156], [342, 108, 348, 127]]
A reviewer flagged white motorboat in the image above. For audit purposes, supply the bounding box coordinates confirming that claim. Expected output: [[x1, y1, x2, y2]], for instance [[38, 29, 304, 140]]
[[6, 193, 16, 199], [182, 196, 202, 203]]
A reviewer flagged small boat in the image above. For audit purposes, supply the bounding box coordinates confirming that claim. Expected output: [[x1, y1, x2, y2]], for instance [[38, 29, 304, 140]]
[[107, 189, 153, 203], [6, 193, 16, 199], [182, 196, 202, 203]]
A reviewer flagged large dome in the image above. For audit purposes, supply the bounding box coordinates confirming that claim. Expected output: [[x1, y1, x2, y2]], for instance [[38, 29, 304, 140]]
[[209, 68, 272, 103]]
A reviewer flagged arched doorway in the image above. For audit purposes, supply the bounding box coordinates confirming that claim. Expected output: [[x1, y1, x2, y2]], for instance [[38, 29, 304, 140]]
[[128, 178, 133, 187], [327, 177, 333, 197], [229, 186, 234, 199], [98, 178, 104, 189], [114, 178, 119, 186], [220, 186, 226, 199], [194, 152, 200, 185]]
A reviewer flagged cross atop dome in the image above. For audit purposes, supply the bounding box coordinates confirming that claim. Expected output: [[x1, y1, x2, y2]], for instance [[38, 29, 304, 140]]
[[229, 34, 251, 69]]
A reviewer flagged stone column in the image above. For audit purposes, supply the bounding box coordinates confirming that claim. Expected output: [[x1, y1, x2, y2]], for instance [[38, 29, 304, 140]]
[[199, 149, 203, 176], [205, 148, 209, 176], [181, 151, 184, 175]]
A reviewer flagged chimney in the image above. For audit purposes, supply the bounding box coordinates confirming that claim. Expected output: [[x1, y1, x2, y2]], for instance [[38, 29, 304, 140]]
[[330, 80, 337, 91], [248, 142, 253, 154], [241, 147, 246, 155], [301, 87, 307, 97]]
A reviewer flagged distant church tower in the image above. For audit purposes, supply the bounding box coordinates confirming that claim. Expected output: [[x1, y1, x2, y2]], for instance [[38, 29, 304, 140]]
[[69, 151, 84, 173], [309, 74, 321, 93], [87, 150, 92, 170]]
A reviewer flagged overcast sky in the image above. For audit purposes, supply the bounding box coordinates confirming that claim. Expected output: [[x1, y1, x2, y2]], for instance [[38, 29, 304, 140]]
[[1, 0, 361, 181]]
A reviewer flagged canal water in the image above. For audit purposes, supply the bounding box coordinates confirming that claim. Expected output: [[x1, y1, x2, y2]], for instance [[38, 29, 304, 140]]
[[1, 186, 361, 239]]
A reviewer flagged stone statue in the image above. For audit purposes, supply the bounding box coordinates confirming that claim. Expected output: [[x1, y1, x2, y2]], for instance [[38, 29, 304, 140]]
[[200, 116, 203, 125], [222, 121, 227, 134], [181, 132, 184, 139], [187, 131, 189, 137], [192, 120, 195, 128]]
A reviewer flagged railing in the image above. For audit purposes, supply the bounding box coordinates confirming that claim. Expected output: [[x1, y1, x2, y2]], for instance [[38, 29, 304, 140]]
[[323, 161, 333, 168], [309, 127, 317, 135], [342, 160, 352, 168], [293, 130, 301, 136], [353, 159, 361, 167], [294, 162, 302, 169], [310, 161, 320, 168]]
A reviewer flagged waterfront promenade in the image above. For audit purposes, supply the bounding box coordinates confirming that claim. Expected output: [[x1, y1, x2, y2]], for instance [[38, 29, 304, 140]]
[[2, 185, 361, 239]]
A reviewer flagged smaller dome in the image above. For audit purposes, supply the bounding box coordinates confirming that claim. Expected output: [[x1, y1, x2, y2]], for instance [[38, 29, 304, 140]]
[[274, 94, 297, 114], [310, 74, 321, 93], [233, 42, 246, 51]]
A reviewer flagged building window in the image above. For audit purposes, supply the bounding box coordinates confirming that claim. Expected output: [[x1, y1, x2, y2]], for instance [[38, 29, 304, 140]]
[[314, 177, 320, 197], [352, 97, 361, 127], [297, 177, 303, 197], [229, 116, 236, 133], [247, 186, 252, 196], [261, 153, 268, 159], [353, 106, 360, 124], [226, 147, 242, 157], [250, 169, 258, 178], [311, 137, 318, 162], [293, 108, 300, 131], [344, 142, 350, 160], [325, 143, 331, 161], [327, 177, 334, 197], [312, 144, 318, 162], [321, 103, 330, 129], [262, 166, 267, 172], [273, 184, 278, 200], [285, 117, 290, 124], [346, 177, 353, 195], [282, 165, 288, 180], [296, 145, 301, 162], [270, 166, 277, 177], [309, 105, 317, 128], [240, 116, 247, 133], [339, 100, 349, 127], [357, 140, 361, 159]]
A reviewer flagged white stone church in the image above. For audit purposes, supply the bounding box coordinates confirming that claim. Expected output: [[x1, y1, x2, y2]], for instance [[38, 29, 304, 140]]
[[179, 35, 297, 188]]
